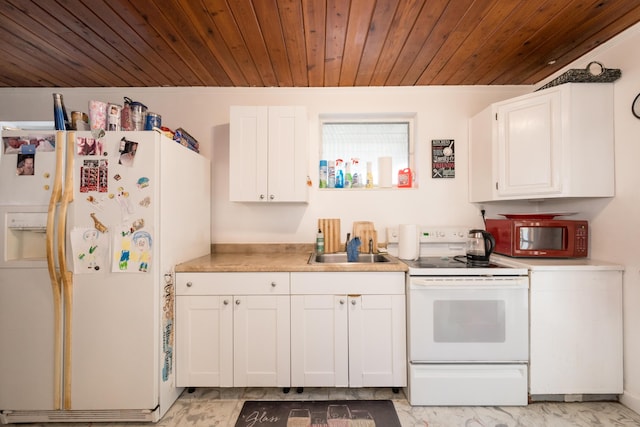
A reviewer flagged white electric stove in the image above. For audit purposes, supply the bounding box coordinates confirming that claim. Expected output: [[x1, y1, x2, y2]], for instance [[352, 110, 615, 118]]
[[388, 226, 530, 406]]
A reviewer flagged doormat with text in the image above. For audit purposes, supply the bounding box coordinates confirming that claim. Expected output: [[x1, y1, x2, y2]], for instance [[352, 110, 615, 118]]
[[234, 399, 401, 427]]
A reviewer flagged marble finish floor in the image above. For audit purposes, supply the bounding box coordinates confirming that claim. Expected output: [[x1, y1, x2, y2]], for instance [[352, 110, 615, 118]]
[[5, 387, 640, 427]]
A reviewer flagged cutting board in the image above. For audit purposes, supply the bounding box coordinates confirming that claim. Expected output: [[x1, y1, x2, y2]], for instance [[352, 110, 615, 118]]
[[318, 218, 341, 253], [352, 221, 378, 253]]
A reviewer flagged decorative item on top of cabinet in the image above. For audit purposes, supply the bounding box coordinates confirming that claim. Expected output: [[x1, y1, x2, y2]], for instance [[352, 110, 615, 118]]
[[469, 83, 614, 203], [229, 106, 308, 203], [535, 61, 620, 91]]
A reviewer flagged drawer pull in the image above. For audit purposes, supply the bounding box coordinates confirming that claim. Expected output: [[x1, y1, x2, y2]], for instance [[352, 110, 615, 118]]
[[235, 299, 241, 305], [271, 282, 277, 287], [186, 281, 193, 287], [223, 299, 230, 305]]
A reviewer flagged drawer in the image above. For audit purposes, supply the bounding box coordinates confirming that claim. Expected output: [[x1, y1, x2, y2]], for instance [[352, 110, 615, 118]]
[[290, 272, 405, 294], [176, 272, 290, 295]]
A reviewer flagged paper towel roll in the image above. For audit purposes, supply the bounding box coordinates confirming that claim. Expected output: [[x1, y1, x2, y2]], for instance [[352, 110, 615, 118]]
[[398, 224, 419, 260], [378, 156, 392, 188]]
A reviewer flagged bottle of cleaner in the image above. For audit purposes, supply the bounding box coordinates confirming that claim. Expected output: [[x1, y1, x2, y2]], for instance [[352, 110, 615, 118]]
[[366, 161, 374, 188], [344, 160, 353, 188], [351, 158, 361, 187], [335, 159, 344, 188], [316, 229, 325, 254], [328, 160, 336, 188]]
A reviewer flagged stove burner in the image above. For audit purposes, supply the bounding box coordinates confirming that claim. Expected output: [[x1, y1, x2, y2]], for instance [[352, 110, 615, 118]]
[[405, 256, 503, 270]]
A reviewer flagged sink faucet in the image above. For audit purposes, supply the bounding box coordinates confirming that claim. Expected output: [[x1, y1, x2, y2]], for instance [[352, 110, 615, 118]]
[[369, 238, 374, 254]]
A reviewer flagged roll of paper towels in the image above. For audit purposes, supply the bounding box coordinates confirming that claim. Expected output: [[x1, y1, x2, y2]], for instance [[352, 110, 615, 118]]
[[398, 224, 419, 260], [378, 156, 392, 188]]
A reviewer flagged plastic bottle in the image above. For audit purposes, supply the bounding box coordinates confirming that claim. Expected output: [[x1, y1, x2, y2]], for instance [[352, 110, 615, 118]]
[[344, 160, 353, 188], [335, 158, 344, 188], [328, 160, 336, 188], [366, 161, 374, 188], [53, 93, 70, 131], [316, 229, 325, 254], [351, 158, 361, 187]]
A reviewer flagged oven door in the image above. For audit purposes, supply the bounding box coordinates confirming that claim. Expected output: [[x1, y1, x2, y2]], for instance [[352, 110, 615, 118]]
[[408, 276, 528, 362]]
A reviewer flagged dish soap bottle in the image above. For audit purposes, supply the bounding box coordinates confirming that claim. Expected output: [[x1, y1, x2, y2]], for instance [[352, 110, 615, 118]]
[[316, 228, 325, 254]]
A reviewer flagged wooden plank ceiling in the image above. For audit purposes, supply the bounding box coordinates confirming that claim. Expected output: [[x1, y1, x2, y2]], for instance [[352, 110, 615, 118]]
[[0, 0, 639, 88]]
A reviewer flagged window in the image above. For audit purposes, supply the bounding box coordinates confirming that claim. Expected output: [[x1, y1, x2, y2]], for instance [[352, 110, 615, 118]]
[[320, 114, 414, 187]]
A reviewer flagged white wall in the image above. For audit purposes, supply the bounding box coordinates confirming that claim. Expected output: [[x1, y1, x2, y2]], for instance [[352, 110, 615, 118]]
[[569, 23, 640, 414], [0, 85, 528, 243], [1, 21, 639, 412]]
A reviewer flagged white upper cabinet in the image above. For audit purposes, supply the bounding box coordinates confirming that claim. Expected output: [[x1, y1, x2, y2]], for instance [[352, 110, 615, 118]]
[[229, 106, 308, 202], [469, 83, 614, 203]]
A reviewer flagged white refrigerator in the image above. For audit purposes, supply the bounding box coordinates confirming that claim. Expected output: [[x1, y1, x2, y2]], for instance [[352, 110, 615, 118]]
[[0, 130, 210, 423]]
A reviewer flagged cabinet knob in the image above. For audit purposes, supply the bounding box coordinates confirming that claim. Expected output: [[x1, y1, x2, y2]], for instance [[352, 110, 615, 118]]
[[271, 282, 277, 287], [186, 281, 193, 287], [269, 194, 275, 200], [223, 299, 230, 305], [339, 299, 345, 305], [235, 299, 241, 305], [259, 194, 265, 200], [351, 299, 357, 306]]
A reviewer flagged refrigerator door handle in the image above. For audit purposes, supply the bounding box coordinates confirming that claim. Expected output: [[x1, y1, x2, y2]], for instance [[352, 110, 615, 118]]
[[46, 130, 65, 410], [58, 131, 76, 410]]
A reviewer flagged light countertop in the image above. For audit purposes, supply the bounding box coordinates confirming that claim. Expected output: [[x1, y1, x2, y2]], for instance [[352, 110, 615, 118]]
[[175, 244, 408, 273], [492, 254, 624, 271]]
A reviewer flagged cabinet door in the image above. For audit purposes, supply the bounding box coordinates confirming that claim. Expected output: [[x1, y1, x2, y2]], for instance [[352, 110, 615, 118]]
[[229, 106, 307, 202], [233, 295, 291, 387], [348, 294, 407, 387], [176, 296, 233, 387], [529, 270, 623, 394], [496, 90, 562, 197], [267, 106, 308, 202], [229, 106, 269, 202], [290, 295, 349, 387]]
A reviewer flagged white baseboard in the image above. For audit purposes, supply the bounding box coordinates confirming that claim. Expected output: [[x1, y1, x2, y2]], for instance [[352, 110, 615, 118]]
[[620, 390, 640, 415]]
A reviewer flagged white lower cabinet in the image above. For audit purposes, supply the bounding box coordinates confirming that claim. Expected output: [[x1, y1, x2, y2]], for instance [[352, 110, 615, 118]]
[[290, 272, 406, 388], [175, 272, 290, 388], [529, 269, 623, 395]]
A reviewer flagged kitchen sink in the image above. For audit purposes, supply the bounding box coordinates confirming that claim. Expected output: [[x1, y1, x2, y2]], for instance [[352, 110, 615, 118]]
[[308, 252, 395, 264]]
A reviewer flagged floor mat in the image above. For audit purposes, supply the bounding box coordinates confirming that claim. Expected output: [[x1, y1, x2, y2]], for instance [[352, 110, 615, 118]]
[[234, 399, 401, 427]]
